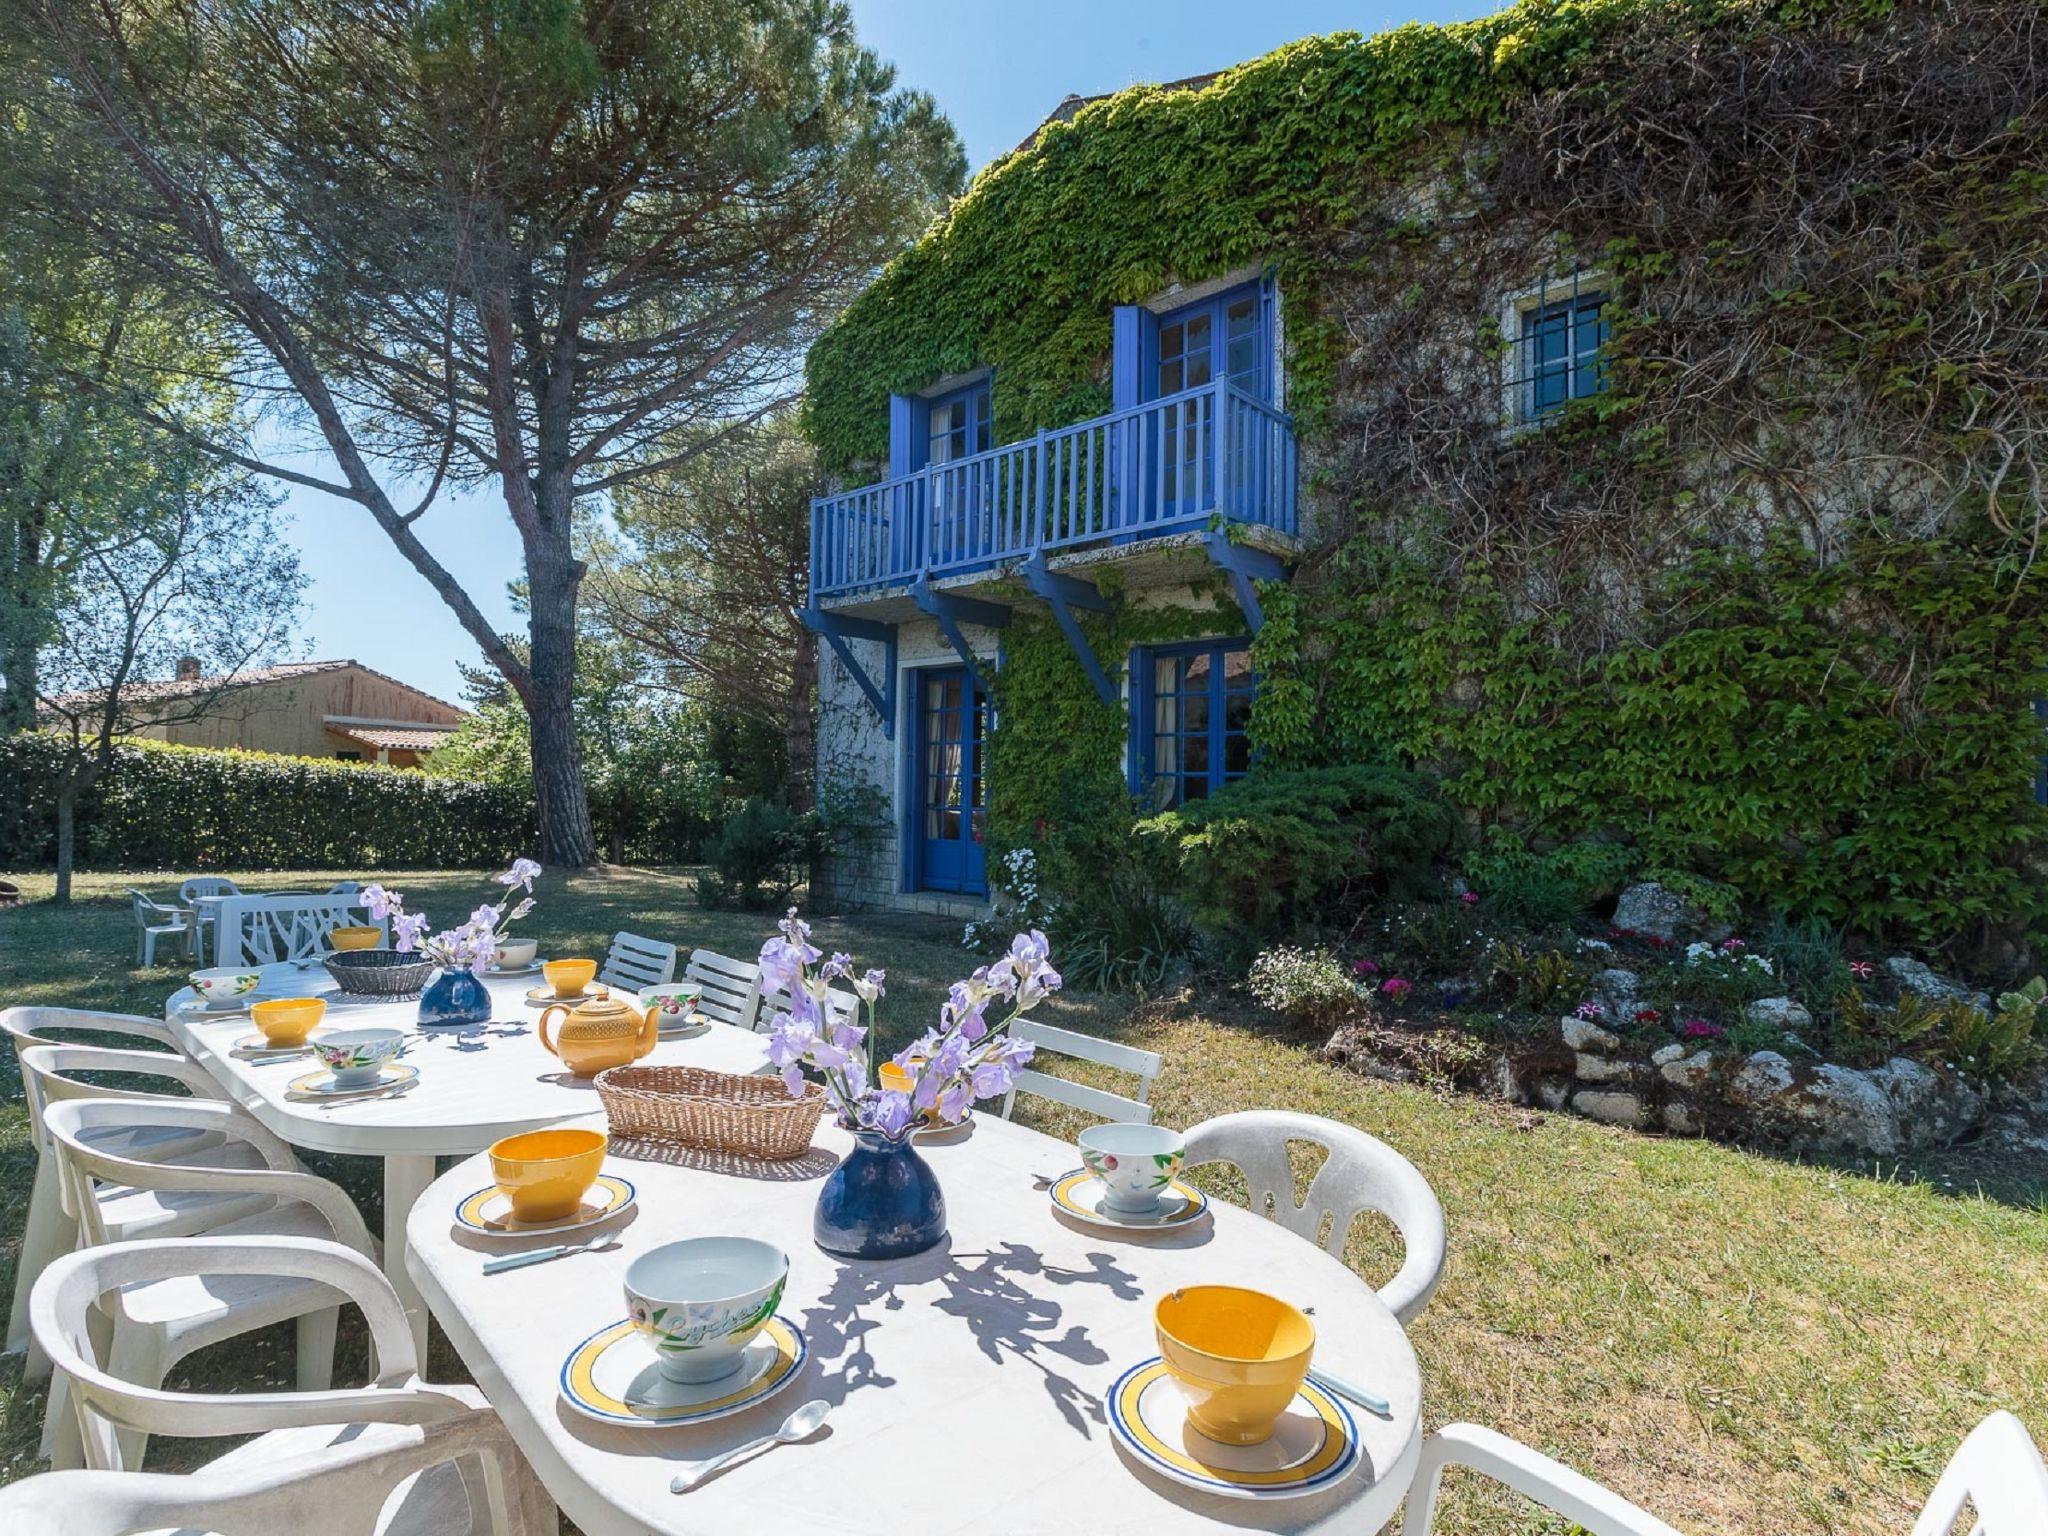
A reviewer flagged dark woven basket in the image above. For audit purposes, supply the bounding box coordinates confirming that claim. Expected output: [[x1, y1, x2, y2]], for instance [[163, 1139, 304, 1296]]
[[323, 949, 437, 998]]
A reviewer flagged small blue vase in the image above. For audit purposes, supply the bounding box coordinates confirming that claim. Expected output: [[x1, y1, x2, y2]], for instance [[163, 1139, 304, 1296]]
[[814, 1130, 947, 1260], [418, 967, 491, 1026]]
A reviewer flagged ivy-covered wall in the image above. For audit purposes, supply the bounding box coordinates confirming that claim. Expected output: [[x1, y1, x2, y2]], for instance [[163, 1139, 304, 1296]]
[[804, 0, 2048, 950]]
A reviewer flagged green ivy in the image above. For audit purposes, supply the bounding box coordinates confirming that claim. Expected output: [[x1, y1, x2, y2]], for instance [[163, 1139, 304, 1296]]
[[1249, 529, 2048, 944]]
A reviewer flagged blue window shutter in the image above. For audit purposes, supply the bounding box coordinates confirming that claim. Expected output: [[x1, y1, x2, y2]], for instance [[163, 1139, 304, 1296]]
[[1112, 306, 1145, 412], [1258, 274, 1279, 402], [888, 393, 923, 476]]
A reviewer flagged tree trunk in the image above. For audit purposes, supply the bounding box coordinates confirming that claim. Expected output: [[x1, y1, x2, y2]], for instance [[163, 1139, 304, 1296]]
[[786, 625, 818, 812], [524, 507, 596, 868], [53, 783, 75, 904]]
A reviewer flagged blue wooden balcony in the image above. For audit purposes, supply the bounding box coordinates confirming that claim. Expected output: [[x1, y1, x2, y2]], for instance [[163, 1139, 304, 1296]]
[[809, 380, 1297, 606]]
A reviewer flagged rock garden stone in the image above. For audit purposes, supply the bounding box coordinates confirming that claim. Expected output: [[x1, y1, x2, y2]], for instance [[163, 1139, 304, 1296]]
[[1884, 956, 1988, 1009], [1729, 1051, 1796, 1106], [1574, 1053, 1633, 1084], [1743, 996, 1812, 1030], [1869, 1057, 1982, 1145], [1661, 1101, 1699, 1135], [1593, 967, 1640, 1017], [1650, 1043, 1686, 1067], [1572, 1089, 1648, 1128], [1659, 1049, 1716, 1090], [1561, 1014, 1621, 1052], [1535, 1078, 1571, 1111], [1610, 881, 1693, 942]]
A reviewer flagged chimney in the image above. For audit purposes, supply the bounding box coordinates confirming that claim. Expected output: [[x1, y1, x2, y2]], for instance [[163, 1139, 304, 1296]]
[[176, 657, 202, 683]]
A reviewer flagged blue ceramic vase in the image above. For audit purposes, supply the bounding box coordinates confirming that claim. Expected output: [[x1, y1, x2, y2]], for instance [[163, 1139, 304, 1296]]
[[418, 966, 491, 1026], [813, 1130, 947, 1260]]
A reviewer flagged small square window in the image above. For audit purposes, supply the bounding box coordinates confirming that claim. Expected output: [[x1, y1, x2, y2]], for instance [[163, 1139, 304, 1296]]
[[1504, 272, 1608, 425], [1132, 639, 1256, 808]]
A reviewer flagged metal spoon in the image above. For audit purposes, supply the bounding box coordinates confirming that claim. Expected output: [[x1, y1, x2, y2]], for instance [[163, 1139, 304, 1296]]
[[669, 1398, 830, 1493]]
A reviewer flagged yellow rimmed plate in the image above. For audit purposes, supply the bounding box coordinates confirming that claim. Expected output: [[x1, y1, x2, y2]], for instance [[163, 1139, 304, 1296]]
[[524, 983, 610, 1008], [656, 1011, 711, 1039], [1048, 1169, 1208, 1230], [558, 1316, 806, 1428], [453, 1174, 636, 1238], [1107, 1357, 1359, 1499], [232, 1032, 321, 1060], [284, 1063, 419, 1100]]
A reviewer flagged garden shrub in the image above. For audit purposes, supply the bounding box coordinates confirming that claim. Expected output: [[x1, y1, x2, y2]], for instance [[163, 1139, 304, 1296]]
[[694, 797, 824, 910], [1049, 837, 1197, 994], [1246, 945, 1367, 1029], [0, 733, 534, 870], [1485, 944, 1592, 1016], [1139, 764, 1459, 939]]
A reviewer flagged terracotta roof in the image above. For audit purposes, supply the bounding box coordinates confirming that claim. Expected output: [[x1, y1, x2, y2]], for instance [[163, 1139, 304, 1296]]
[[46, 658, 466, 717], [1013, 72, 1224, 154], [328, 723, 460, 754]]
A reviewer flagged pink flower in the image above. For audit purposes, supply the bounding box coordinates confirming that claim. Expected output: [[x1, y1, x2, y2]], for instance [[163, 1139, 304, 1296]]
[[1459, 891, 1480, 905], [1720, 937, 1746, 953], [1681, 1018, 1724, 1039], [1573, 1001, 1605, 1020], [1849, 960, 1873, 980], [1353, 959, 1381, 978], [1382, 977, 1414, 1001]]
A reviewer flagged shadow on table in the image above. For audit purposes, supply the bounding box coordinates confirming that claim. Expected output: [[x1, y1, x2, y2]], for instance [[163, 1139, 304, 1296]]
[[605, 1138, 839, 1182]]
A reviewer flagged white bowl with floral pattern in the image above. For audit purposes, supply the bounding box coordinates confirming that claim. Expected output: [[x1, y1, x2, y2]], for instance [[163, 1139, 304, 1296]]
[[638, 981, 703, 1021], [311, 1027, 407, 1088], [1078, 1122, 1186, 1214], [189, 967, 264, 1004], [625, 1237, 787, 1384]]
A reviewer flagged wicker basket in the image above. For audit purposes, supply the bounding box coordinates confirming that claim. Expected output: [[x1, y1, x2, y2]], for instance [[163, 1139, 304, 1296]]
[[594, 1064, 828, 1161], [323, 950, 438, 998]]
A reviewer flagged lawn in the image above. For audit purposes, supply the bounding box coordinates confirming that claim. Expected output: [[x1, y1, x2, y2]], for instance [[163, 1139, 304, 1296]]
[[3, 865, 2045, 1535]]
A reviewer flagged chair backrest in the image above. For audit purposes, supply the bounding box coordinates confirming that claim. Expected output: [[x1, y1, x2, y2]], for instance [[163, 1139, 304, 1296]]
[[42, 1096, 370, 1256], [684, 949, 764, 1029], [0, 1005, 180, 1056], [1182, 1108, 1448, 1327], [178, 876, 241, 904], [997, 1018, 1164, 1124], [756, 983, 861, 1034], [326, 881, 360, 896], [598, 931, 679, 992], [213, 893, 383, 965], [28, 1236, 450, 1479], [1910, 1411, 2048, 1536], [15, 1040, 224, 1158]]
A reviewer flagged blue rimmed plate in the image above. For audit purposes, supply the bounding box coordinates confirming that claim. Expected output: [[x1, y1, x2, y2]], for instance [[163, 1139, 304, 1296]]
[[453, 1174, 636, 1238], [559, 1315, 805, 1428], [1107, 1357, 1359, 1500], [1048, 1169, 1208, 1230]]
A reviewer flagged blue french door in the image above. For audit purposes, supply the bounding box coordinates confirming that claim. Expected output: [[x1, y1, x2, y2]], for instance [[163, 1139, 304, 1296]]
[[1147, 285, 1270, 521], [924, 381, 993, 573], [914, 666, 988, 895]]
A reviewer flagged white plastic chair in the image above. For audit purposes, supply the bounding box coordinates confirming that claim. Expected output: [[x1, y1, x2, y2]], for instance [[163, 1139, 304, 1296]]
[[1181, 1109, 1446, 1327], [127, 891, 193, 966], [178, 876, 241, 963], [997, 1018, 1163, 1124], [21, 1234, 554, 1534], [685, 948, 765, 1029], [5, 1019, 240, 1368], [598, 930, 679, 993], [40, 1096, 376, 1470], [214, 892, 385, 965], [1401, 1410, 2048, 1536]]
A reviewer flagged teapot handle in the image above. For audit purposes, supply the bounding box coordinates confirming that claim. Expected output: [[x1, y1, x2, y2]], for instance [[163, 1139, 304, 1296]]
[[636, 1003, 660, 1059], [538, 1003, 568, 1060]]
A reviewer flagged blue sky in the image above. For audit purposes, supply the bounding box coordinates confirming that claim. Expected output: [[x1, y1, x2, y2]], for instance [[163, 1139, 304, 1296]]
[[276, 0, 1487, 704]]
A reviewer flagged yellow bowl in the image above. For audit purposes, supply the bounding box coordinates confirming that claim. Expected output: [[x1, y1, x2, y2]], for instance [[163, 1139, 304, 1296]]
[[489, 1127, 607, 1222], [544, 957, 597, 999], [1155, 1285, 1316, 1446], [250, 996, 327, 1047], [329, 926, 383, 951]]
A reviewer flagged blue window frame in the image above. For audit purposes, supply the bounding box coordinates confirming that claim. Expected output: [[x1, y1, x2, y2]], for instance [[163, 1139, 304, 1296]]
[[925, 379, 992, 467], [1518, 283, 1608, 420], [1132, 639, 1255, 808]]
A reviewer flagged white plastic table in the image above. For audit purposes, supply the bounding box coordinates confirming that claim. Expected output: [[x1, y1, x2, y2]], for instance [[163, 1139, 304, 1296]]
[[165, 960, 769, 1356], [407, 1113, 1423, 1536]]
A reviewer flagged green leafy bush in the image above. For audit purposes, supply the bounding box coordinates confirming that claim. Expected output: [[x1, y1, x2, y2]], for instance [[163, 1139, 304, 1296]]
[[1486, 944, 1592, 1015], [1138, 764, 1458, 939], [0, 733, 534, 870], [1051, 850, 1197, 994], [694, 798, 824, 910]]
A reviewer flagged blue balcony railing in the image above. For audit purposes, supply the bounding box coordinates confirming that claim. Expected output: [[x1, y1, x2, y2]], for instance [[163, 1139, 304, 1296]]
[[809, 379, 1296, 604]]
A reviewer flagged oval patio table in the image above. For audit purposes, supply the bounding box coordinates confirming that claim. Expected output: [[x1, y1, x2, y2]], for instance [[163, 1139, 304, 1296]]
[[164, 959, 770, 1358], [407, 1112, 1423, 1536]]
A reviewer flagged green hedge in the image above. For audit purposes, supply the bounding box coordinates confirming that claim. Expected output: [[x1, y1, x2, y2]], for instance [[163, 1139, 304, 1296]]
[[0, 734, 536, 871]]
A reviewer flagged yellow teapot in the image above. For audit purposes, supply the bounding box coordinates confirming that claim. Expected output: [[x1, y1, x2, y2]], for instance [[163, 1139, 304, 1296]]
[[538, 990, 660, 1078]]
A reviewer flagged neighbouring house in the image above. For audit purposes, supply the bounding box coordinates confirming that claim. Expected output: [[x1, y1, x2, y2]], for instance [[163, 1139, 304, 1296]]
[[800, 0, 2048, 944], [48, 658, 468, 768]]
